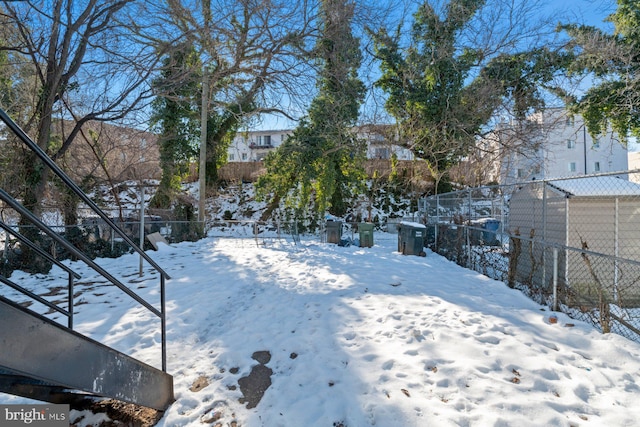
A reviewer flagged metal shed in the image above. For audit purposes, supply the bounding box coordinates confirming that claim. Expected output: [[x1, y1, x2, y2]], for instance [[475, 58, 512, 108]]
[[508, 176, 640, 306]]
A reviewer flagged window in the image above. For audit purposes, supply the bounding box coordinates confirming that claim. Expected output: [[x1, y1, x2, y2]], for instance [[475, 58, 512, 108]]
[[567, 139, 576, 149], [229, 153, 235, 161], [375, 148, 390, 159], [517, 168, 526, 179], [242, 153, 248, 160], [593, 138, 600, 148], [594, 161, 600, 172], [568, 162, 576, 172], [255, 135, 272, 146], [566, 116, 574, 126]]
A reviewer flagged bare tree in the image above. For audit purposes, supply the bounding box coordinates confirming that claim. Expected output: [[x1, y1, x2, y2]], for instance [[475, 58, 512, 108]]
[[0, 0, 165, 222], [147, 0, 317, 187]]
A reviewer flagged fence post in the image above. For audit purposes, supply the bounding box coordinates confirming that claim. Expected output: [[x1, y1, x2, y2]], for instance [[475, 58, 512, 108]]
[[553, 247, 558, 311], [435, 195, 440, 251], [139, 185, 145, 277], [542, 183, 547, 292], [468, 190, 473, 268], [254, 221, 259, 247], [564, 193, 570, 286], [614, 197, 620, 302], [110, 217, 116, 252]]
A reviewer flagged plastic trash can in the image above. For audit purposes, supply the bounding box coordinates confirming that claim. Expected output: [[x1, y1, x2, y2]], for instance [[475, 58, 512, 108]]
[[326, 220, 342, 244], [481, 219, 500, 246], [358, 223, 374, 248], [397, 221, 427, 256], [471, 218, 500, 246]]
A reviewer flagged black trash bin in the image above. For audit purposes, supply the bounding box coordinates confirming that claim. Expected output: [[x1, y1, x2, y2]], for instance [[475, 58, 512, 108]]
[[326, 220, 342, 244], [397, 221, 427, 256]]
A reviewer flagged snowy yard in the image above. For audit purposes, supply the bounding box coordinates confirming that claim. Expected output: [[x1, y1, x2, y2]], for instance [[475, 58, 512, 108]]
[[2, 232, 640, 426]]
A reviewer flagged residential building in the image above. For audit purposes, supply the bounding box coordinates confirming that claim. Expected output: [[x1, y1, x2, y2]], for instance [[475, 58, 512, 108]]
[[490, 109, 628, 185], [628, 152, 640, 183], [228, 129, 291, 162], [227, 125, 414, 162], [358, 124, 414, 160]]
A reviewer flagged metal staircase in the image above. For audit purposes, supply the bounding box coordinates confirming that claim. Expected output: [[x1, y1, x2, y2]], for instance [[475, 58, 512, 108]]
[[0, 108, 174, 411]]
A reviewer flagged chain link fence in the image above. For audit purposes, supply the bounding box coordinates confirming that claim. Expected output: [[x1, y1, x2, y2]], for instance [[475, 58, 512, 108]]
[[0, 209, 206, 277], [422, 171, 640, 343]]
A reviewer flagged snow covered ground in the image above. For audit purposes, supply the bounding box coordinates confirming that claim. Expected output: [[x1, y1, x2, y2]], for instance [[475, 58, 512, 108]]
[[2, 232, 640, 426]]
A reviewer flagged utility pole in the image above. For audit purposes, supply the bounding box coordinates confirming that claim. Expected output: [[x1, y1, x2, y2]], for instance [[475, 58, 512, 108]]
[[198, 76, 208, 223]]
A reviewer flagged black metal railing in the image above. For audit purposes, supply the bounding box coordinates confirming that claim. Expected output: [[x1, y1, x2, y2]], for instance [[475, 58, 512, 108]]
[[0, 108, 171, 371], [0, 220, 80, 327]]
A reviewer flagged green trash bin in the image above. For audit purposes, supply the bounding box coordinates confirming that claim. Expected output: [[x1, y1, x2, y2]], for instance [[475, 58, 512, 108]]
[[326, 220, 342, 244], [398, 221, 426, 256], [358, 222, 374, 248]]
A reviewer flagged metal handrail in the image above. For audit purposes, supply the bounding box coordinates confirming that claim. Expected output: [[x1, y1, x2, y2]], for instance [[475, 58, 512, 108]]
[[0, 108, 170, 279], [0, 221, 81, 279], [0, 275, 71, 321], [0, 220, 80, 328], [0, 108, 170, 372]]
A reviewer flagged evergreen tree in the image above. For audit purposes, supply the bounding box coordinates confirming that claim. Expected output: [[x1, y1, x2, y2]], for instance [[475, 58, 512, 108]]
[[372, 0, 568, 192], [258, 0, 366, 220], [560, 0, 640, 139]]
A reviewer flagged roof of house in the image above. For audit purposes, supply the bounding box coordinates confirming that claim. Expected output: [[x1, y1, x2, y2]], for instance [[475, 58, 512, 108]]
[[547, 175, 640, 197]]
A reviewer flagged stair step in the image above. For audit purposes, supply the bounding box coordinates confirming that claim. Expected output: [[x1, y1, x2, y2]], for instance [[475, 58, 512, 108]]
[[0, 296, 173, 410]]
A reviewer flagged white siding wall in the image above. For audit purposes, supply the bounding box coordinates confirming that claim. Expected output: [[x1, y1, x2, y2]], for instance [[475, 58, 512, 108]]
[[509, 183, 569, 289], [568, 199, 616, 255], [229, 130, 292, 162], [543, 111, 628, 178], [497, 109, 628, 185]]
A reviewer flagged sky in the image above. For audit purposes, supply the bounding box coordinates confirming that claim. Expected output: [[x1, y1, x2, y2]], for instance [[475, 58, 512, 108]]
[[550, 0, 616, 27], [257, 0, 620, 132], [2, 225, 640, 426]]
